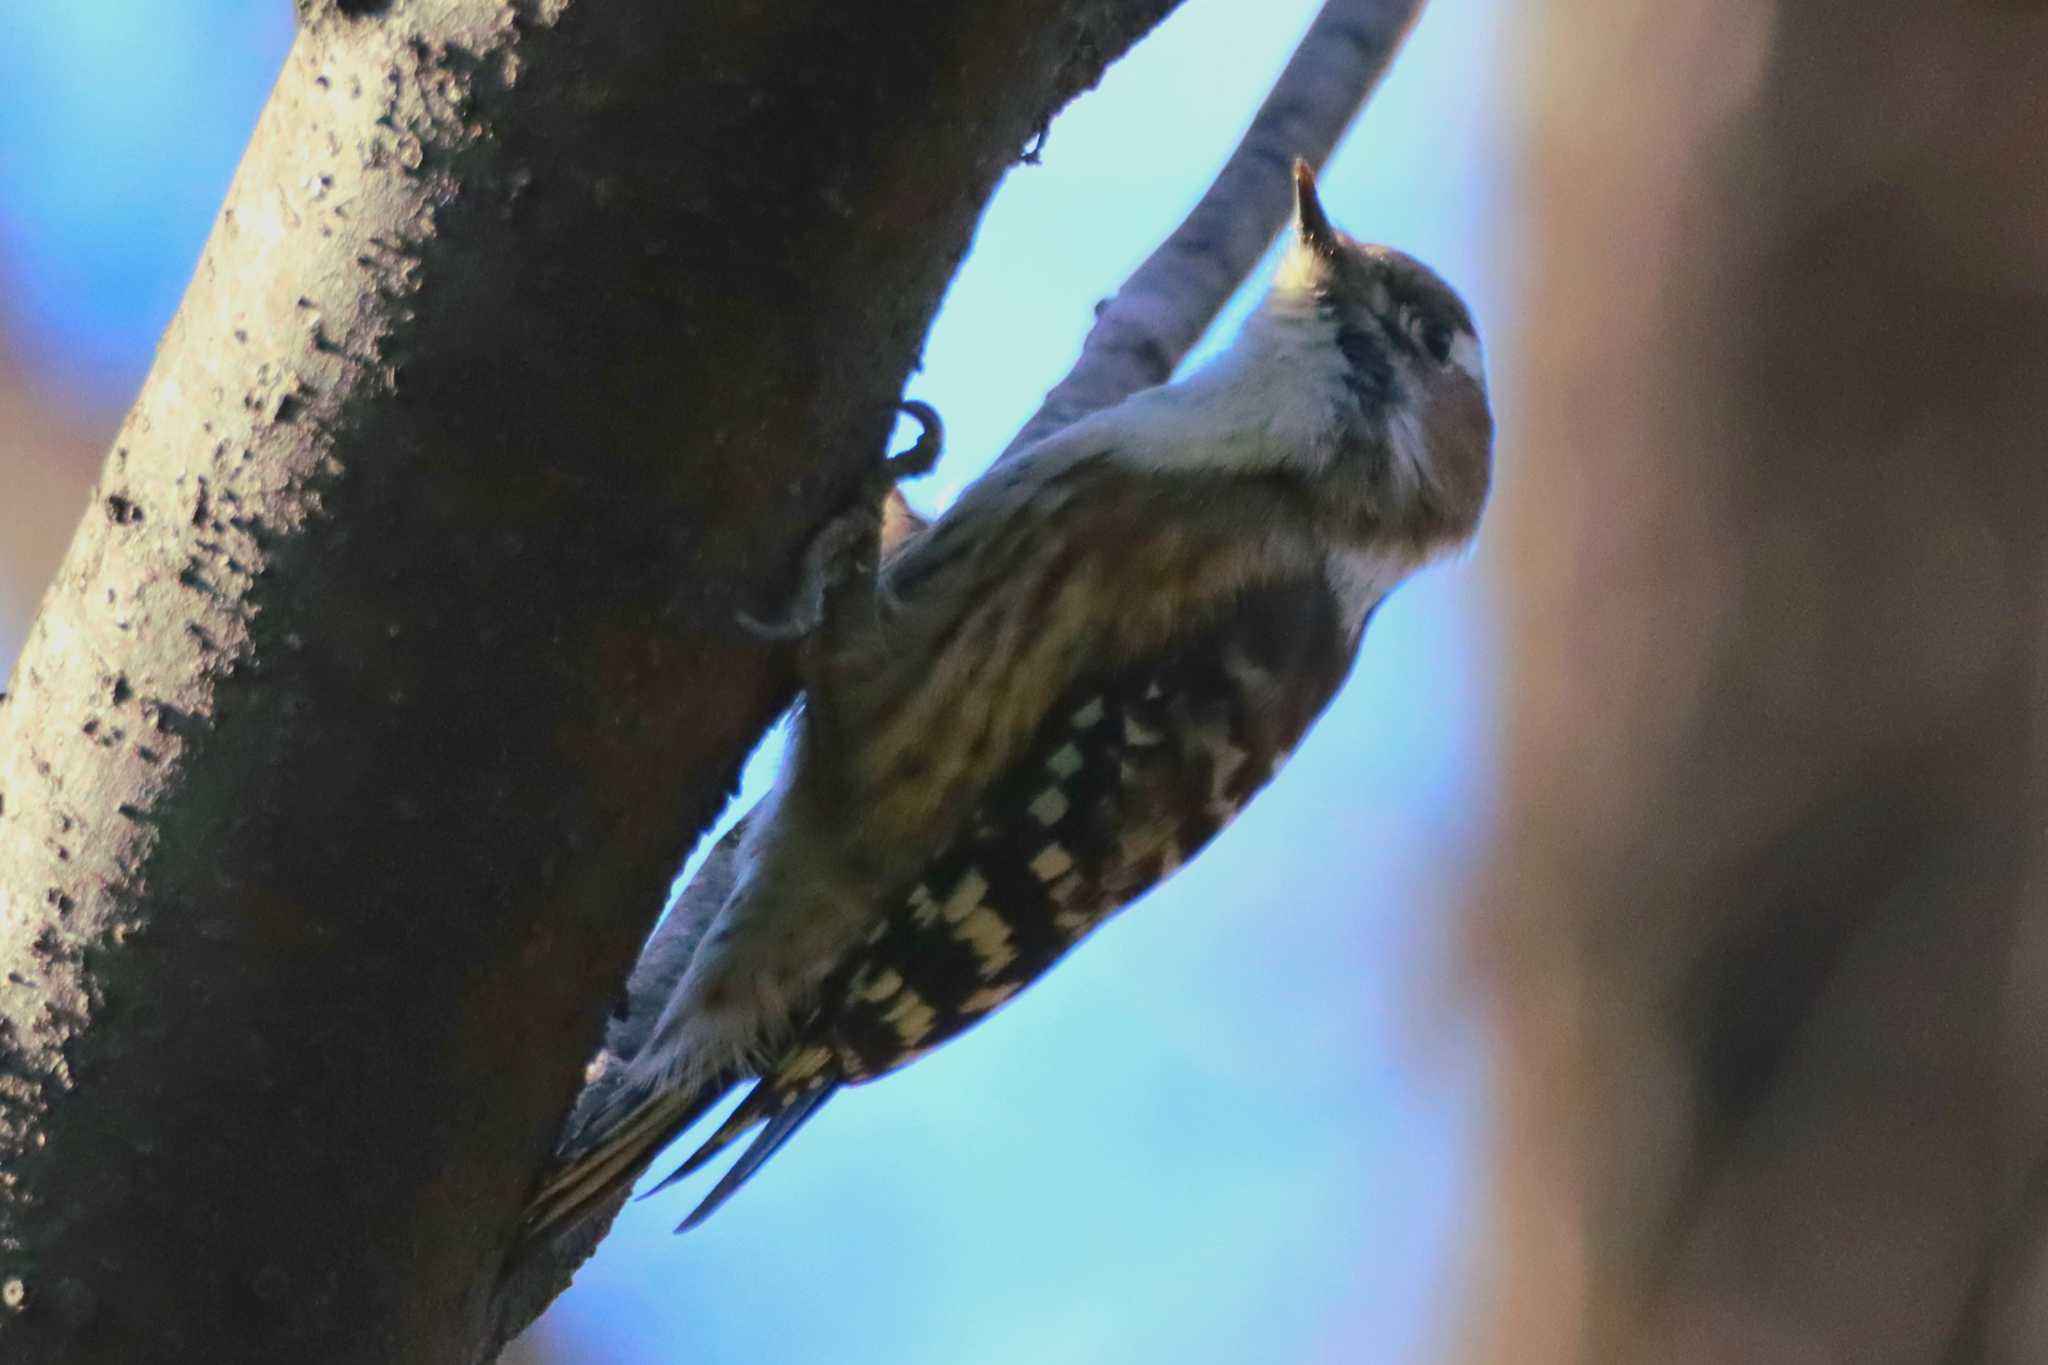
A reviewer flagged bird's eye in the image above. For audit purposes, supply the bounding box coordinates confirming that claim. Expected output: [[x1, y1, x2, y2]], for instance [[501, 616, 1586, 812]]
[[1419, 320, 1456, 365]]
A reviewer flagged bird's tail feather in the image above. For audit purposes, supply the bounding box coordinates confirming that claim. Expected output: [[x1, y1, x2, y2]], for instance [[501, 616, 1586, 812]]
[[521, 1069, 738, 1240], [645, 1076, 841, 1232]]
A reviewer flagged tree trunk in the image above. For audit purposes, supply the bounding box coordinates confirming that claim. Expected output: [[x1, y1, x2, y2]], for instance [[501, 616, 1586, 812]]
[[0, 2, 1179, 1360], [1472, 3, 2048, 1361]]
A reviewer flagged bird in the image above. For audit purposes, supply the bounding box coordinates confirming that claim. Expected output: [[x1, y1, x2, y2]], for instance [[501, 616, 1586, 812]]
[[524, 158, 1493, 1238]]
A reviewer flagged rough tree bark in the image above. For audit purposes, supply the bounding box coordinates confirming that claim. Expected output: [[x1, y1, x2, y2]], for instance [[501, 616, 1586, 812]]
[[0, 1, 1189, 1361], [503, 0, 1429, 1339], [1470, 3, 2048, 1362]]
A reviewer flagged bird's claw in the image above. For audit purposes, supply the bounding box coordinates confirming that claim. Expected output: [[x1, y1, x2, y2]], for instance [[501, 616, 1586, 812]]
[[736, 400, 942, 642], [736, 512, 872, 640], [734, 607, 813, 642], [883, 400, 943, 484]]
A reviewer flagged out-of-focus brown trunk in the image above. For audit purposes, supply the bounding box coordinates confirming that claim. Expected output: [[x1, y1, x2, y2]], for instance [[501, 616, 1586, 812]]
[[1473, 4, 2048, 1362], [0, 336, 102, 647]]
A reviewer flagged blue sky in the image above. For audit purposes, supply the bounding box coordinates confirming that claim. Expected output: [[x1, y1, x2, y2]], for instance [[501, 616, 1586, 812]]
[[0, 2, 1510, 1360]]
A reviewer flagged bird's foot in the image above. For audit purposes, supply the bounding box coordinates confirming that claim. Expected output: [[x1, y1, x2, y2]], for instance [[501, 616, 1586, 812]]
[[737, 400, 941, 642]]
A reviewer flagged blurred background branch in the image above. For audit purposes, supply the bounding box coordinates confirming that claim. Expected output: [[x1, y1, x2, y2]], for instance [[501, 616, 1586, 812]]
[[0, 326, 103, 655], [1470, 3, 2048, 1360]]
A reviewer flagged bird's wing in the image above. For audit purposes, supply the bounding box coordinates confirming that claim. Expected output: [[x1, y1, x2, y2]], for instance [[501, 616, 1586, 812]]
[[649, 571, 1364, 1226]]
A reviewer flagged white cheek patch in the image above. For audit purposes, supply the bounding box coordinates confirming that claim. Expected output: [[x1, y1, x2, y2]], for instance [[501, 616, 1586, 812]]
[[1449, 330, 1486, 383]]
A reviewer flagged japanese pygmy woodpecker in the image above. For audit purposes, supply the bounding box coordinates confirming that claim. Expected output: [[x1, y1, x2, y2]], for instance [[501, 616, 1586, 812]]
[[525, 159, 1493, 1235]]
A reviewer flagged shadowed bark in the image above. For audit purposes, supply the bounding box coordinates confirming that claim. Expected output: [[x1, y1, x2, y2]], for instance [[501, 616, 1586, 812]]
[[1469, 3, 2048, 1362], [0, 1, 1183, 1360]]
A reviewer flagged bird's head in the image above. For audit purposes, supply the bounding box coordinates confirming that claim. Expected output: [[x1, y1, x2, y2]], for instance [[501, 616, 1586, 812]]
[[1261, 160, 1494, 549]]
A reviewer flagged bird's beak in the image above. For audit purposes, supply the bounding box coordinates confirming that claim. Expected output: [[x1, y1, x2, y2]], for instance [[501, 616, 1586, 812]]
[[1293, 158, 1340, 257]]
